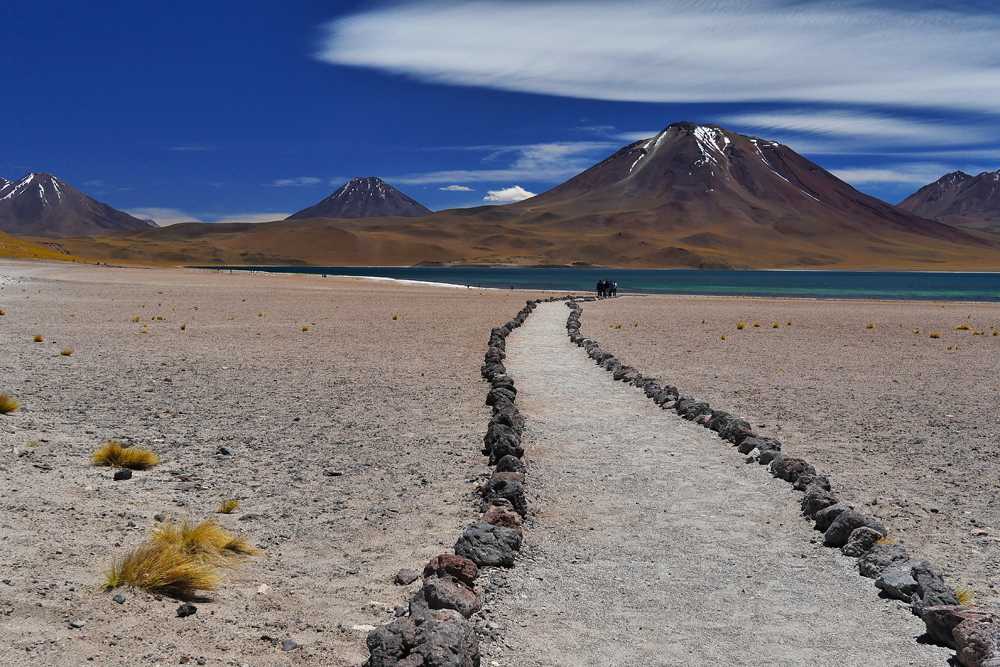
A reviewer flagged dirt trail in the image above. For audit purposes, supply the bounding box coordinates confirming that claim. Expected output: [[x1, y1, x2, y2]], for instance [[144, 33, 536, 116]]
[[481, 302, 949, 666]]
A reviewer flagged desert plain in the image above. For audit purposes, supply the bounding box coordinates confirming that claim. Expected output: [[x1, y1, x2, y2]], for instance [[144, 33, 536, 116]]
[[0, 260, 998, 667]]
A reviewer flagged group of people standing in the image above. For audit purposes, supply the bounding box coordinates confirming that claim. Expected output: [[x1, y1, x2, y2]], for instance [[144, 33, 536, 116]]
[[596, 279, 618, 298]]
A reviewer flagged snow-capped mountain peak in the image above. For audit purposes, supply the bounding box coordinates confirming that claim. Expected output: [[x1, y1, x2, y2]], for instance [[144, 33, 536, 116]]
[[287, 177, 431, 220]]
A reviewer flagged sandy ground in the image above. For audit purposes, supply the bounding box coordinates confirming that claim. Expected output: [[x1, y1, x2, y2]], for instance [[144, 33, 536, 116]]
[[585, 294, 1000, 610], [0, 261, 538, 666], [481, 302, 949, 666]]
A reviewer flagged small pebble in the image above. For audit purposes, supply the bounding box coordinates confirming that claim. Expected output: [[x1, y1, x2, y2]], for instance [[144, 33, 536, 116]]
[[113, 469, 132, 481], [281, 639, 299, 652], [113, 593, 126, 604], [176, 603, 197, 618]]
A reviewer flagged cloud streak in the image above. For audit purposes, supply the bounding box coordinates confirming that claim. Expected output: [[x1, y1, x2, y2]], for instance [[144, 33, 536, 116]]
[[394, 141, 614, 184], [318, 1, 1000, 113], [484, 185, 536, 203], [270, 176, 323, 187]]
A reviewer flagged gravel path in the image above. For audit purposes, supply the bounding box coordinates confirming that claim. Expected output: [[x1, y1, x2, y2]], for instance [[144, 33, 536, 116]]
[[481, 302, 950, 666]]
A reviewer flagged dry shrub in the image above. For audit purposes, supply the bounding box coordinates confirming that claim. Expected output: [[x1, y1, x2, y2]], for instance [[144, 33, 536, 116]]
[[771, 322, 780, 329], [103, 541, 218, 598], [180, 323, 187, 331], [60, 348, 73, 357], [0, 308, 6, 316], [752, 322, 761, 328], [955, 323, 972, 331], [153, 519, 259, 562], [217, 499, 239, 514], [865, 322, 875, 330], [736, 321, 746, 330], [929, 332, 942, 339], [301, 325, 311, 332], [33, 335, 44, 343], [131, 315, 141, 323], [720, 335, 726, 341], [912, 329, 920, 335], [0, 394, 19, 414], [92, 440, 160, 469], [391, 313, 399, 321], [956, 587, 975, 606]]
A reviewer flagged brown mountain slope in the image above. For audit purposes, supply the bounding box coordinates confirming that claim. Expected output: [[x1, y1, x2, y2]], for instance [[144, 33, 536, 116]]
[[0, 230, 79, 261], [43, 123, 1000, 270], [0, 173, 155, 237], [900, 170, 1000, 234]]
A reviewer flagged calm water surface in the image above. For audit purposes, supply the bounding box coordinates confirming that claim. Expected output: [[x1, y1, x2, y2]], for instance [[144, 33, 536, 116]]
[[197, 266, 1000, 302]]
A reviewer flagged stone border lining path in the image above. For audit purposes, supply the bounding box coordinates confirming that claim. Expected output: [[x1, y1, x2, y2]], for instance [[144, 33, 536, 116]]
[[365, 297, 573, 667], [564, 299, 1000, 667]]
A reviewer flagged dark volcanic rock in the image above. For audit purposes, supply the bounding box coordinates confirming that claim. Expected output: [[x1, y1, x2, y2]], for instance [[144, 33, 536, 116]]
[[420, 576, 481, 618], [480, 478, 527, 516], [771, 457, 817, 484], [423, 554, 478, 587], [813, 503, 851, 532], [858, 543, 911, 579], [454, 522, 522, 568], [841, 526, 883, 557], [824, 510, 885, 547]]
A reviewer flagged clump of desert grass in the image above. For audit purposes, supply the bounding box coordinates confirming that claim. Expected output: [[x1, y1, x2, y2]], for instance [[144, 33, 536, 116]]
[[92, 440, 160, 470], [60, 348, 73, 357], [153, 519, 259, 560], [217, 499, 240, 514], [929, 332, 942, 339], [752, 322, 761, 328], [301, 324, 311, 332], [103, 541, 219, 598], [180, 323, 187, 331], [0, 308, 6, 316], [130, 315, 141, 323], [865, 322, 876, 330], [0, 394, 19, 414], [736, 321, 746, 330], [956, 586, 975, 606], [720, 335, 726, 341], [33, 334, 44, 343], [955, 323, 972, 331], [771, 321, 780, 329], [391, 313, 400, 321]]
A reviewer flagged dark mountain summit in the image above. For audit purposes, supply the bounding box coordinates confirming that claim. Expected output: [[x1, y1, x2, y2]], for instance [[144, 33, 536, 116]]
[[900, 170, 1000, 233], [287, 177, 431, 220], [0, 173, 155, 237], [519, 121, 976, 248]]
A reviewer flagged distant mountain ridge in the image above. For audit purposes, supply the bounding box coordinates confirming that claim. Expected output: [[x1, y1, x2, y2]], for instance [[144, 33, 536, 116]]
[[0, 173, 155, 237], [287, 177, 431, 220], [900, 170, 1000, 233]]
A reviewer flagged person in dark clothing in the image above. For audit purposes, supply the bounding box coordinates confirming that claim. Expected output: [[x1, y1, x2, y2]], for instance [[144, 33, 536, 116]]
[[595, 280, 603, 298], [611, 281, 618, 297]]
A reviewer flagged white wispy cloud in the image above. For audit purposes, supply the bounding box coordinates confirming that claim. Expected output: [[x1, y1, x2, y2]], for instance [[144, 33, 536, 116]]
[[483, 185, 536, 203], [126, 208, 289, 225], [831, 163, 956, 185], [394, 141, 614, 184], [270, 176, 323, 187], [318, 1, 1000, 112], [719, 110, 995, 148], [127, 208, 202, 225], [440, 184, 474, 192]]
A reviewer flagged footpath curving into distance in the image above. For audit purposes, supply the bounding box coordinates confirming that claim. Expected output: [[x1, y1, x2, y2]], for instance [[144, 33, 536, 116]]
[[365, 297, 572, 667], [561, 299, 1000, 667]]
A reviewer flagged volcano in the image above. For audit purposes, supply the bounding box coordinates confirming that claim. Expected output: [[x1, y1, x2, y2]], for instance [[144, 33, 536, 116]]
[[0, 173, 154, 237], [900, 170, 1000, 234], [287, 177, 431, 220]]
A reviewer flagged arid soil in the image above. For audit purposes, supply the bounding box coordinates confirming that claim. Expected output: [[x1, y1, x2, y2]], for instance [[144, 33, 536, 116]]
[[481, 302, 949, 666], [0, 261, 537, 666], [586, 294, 1000, 609]]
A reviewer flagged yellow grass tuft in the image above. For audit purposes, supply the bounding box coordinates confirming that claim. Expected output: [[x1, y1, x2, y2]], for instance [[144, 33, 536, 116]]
[[0, 308, 6, 316], [92, 440, 160, 470], [103, 541, 218, 598], [955, 323, 972, 331], [0, 394, 19, 414], [956, 587, 975, 606], [153, 519, 259, 562], [929, 332, 942, 339], [876, 535, 897, 546], [771, 322, 780, 329], [392, 313, 399, 321], [912, 329, 920, 335], [865, 322, 875, 330], [301, 325, 311, 332], [720, 335, 726, 341], [131, 315, 141, 323], [60, 348, 73, 357], [33, 334, 44, 343], [752, 322, 761, 328], [217, 499, 239, 514], [736, 321, 746, 330]]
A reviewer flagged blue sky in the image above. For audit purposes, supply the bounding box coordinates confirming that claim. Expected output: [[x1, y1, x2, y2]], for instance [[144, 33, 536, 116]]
[[3, 0, 1000, 223]]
